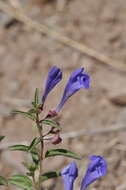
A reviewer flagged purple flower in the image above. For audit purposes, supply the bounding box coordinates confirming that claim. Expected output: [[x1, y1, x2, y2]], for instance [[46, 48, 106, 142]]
[[56, 68, 90, 112], [80, 156, 107, 190], [61, 156, 107, 190], [61, 162, 78, 190], [41, 66, 62, 105]]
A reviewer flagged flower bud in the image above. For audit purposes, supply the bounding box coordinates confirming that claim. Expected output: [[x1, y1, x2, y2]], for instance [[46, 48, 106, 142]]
[[51, 133, 62, 145], [46, 110, 58, 119]]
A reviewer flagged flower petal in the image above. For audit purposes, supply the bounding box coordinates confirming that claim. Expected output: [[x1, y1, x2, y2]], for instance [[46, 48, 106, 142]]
[[61, 162, 78, 190], [80, 156, 107, 190], [56, 68, 90, 112], [41, 66, 62, 105]]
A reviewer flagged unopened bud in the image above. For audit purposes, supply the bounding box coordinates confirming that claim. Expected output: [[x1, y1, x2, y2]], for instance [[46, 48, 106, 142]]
[[50, 128, 60, 134], [37, 104, 43, 113], [46, 110, 57, 118], [51, 133, 62, 145]]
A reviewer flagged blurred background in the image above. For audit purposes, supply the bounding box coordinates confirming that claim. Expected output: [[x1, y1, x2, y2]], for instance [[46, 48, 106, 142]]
[[0, 0, 126, 189]]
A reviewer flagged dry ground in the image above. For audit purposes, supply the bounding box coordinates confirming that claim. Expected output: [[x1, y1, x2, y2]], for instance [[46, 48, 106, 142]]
[[1, 0, 126, 189]]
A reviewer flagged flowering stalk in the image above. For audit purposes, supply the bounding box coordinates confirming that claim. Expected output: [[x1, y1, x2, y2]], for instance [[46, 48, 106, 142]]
[[0, 67, 107, 190]]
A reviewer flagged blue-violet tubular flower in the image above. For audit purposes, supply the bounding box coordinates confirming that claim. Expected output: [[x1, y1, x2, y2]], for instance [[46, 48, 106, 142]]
[[41, 66, 62, 105], [61, 162, 78, 190], [61, 156, 107, 190], [80, 155, 107, 190], [56, 68, 90, 112]]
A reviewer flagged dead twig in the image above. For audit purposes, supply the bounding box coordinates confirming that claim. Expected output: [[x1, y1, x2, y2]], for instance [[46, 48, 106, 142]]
[[0, 1, 126, 72]]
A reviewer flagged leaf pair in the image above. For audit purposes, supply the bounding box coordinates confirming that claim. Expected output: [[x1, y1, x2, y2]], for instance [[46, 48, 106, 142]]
[[9, 142, 81, 160], [8, 172, 61, 190], [0, 172, 61, 188]]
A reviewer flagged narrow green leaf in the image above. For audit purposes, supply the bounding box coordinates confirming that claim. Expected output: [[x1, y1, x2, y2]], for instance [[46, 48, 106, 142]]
[[23, 162, 36, 172], [12, 110, 36, 121], [28, 108, 36, 114], [9, 145, 29, 152], [0, 136, 5, 142], [40, 171, 60, 182], [8, 175, 33, 190], [34, 88, 39, 106], [28, 137, 41, 151], [42, 120, 61, 129], [32, 153, 40, 165], [45, 149, 81, 160], [0, 176, 7, 185]]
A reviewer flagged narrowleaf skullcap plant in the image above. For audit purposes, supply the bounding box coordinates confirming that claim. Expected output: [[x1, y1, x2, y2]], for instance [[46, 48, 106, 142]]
[[0, 66, 107, 190]]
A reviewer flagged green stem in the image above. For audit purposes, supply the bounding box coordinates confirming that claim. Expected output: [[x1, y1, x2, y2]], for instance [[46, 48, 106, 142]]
[[36, 113, 44, 189], [32, 175, 39, 190], [38, 127, 44, 175], [32, 174, 36, 186]]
